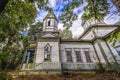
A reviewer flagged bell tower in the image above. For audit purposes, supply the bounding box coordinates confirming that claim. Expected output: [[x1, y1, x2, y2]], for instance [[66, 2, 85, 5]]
[[43, 11, 58, 32], [35, 10, 61, 73]]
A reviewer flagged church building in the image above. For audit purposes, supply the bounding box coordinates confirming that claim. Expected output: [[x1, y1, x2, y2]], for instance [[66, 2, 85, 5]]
[[20, 11, 120, 74]]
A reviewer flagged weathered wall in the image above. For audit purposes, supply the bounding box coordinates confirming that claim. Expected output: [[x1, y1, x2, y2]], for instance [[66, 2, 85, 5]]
[[100, 41, 115, 63], [108, 42, 120, 63], [94, 43, 106, 63], [60, 43, 97, 63], [35, 42, 60, 63], [35, 41, 61, 70]]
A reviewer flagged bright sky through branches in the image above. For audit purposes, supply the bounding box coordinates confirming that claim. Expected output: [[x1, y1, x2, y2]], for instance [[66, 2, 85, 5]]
[[35, 0, 120, 38]]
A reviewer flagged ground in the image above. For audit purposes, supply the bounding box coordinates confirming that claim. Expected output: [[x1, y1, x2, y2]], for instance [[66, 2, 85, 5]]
[[11, 72, 120, 80]]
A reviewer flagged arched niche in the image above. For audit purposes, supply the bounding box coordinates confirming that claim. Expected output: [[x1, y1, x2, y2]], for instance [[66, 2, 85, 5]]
[[44, 43, 51, 61], [48, 20, 51, 26]]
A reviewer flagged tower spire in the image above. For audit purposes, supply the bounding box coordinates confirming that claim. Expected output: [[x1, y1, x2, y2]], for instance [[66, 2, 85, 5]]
[[43, 11, 58, 32]]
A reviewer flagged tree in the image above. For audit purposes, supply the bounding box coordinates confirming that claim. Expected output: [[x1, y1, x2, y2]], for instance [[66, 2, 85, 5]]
[[112, 0, 120, 11], [28, 22, 43, 40], [0, 0, 37, 71], [0, 0, 9, 13], [60, 0, 120, 44], [60, 0, 82, 29], [0, 0, 50, 13], [0, 0, 52, 73], [81, 0, 120, 44], [59, 29, 73, 39], [108, 21, 120, 46], [81, 0, 109, 25]]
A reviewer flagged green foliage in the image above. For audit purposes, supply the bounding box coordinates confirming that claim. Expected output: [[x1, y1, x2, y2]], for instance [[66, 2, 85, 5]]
[[35, 0, 48, 9], [81, 0, 109, 25], [108, 31, 120, 46], [81, 0, 120, 44], [0, 0, 9, 13], [60, 0, 109, 27], [28, 22, 43, 40], [59, 29, 73, 39], [0, 0, 37, 70], [0, 0, 36, 43], [0, 71, 13, 80], [60, 0, 82, 29], [32, 0, 52, 12], [16, 73, 120, 80], [60, 0, 119, 44]]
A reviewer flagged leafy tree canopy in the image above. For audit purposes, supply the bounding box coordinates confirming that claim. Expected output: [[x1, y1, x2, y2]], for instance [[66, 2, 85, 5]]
[[60, 0, 82, 29], [81, 0, 109, 25], [28, 22, 43, 40], [0, 0, 53, 71], [60, 0, 120, 44], [0, 0, 37, 70], [59, 29, 73, 39]]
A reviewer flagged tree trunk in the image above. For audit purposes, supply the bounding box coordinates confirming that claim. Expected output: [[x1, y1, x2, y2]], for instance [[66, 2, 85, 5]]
[[0, 0, 9, 13]]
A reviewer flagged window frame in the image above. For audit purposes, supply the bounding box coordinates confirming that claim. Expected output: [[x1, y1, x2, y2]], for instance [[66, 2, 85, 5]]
[[44, 43, 52, 62], [74, 48, 83, 63], [65, 48, 73, 62], [24, 49, 35, 63], [83, 48, 92, 63]]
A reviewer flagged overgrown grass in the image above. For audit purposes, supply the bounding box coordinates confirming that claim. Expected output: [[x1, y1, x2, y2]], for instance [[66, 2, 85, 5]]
[[0, 71, 13, 80], [14, 72, 120, 80]]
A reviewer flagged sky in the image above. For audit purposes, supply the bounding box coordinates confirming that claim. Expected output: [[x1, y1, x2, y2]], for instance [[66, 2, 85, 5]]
[[35, 0, 120, 38]]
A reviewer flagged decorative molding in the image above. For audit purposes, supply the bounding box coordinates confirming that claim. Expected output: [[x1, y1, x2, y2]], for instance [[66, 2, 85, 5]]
[[42, 33, 55, 38]]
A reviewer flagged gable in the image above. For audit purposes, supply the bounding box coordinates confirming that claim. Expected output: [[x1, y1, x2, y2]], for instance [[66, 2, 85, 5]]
[[42, 33, 55, 38]]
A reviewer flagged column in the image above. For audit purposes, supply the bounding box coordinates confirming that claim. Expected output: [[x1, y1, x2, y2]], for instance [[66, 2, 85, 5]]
[[81, 48, 86, 63], [26, 52, 31, 64]]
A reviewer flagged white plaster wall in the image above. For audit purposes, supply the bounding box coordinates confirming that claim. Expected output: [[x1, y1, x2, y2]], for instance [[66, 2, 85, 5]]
[[100, 42, 115, 63], [35, 42, 60, 64], [60, 43, 97, 63], [95, 30, 112, 37], [83, 18, 105, 30], [94, 43, 106, 63], [55, 20, 58, 28], [43, 19, 57, 31], [45, 28, 54, 31], [115, 41, 120, 47], [49, 19, 53, 26], [81, 49, 86, 63], [116, 47, 120, 53], [82, 31, 95, 40], [108, 42, 120, 63], [43, 20, 46, 27]]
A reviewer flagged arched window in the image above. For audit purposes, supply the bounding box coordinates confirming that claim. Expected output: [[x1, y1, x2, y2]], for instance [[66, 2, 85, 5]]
[[48, 20, 51, 26], [44, 43, 51, 61]]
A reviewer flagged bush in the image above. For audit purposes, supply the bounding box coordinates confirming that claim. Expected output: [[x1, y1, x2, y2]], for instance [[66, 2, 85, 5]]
[[0, 71, 13, 80]]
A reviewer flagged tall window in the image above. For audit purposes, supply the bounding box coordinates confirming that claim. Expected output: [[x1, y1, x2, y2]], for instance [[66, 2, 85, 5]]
[[84, 49, 92, 63], [24, 50, 35, 63], [48, 20, 51, 26], [66, 49, 72, 62], [75, 49, 82, 62], [44, 43, 51, 61]]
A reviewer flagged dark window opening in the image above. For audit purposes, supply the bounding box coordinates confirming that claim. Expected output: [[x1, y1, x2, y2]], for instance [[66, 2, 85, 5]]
[[48, 20, 50, 26], [66, 50, 72, 62], [24, 50, 35, 63], [75, 51, 82, 62], [84, 51, 92, 63]]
